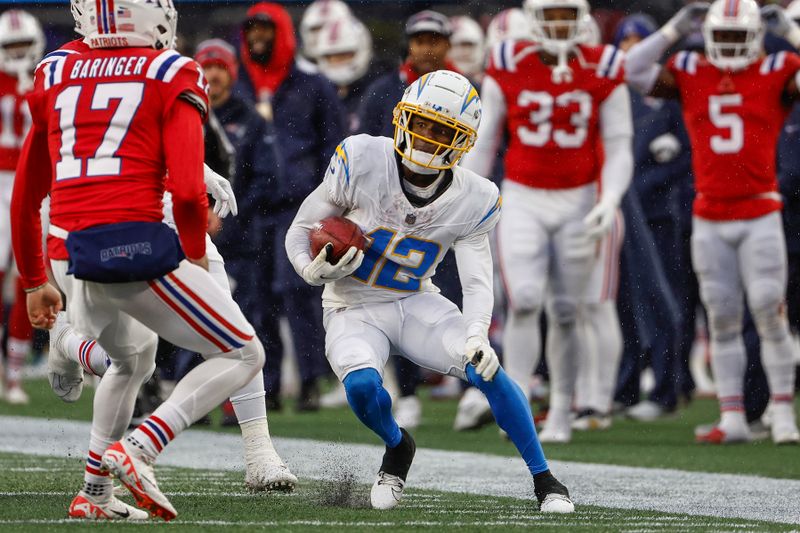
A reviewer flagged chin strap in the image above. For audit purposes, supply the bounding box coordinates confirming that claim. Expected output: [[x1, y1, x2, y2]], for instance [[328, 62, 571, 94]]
[[551, 47, 573, 84]]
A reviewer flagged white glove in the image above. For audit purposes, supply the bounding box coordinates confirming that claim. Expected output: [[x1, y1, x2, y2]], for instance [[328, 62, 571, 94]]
[[583, 199, 617, 240], [662, 2, 709, 43], [203, 164, 238, 219], [761, 5, 800, 49], [466, 336, 500, 381], [301, 244, 364, 287], [649, 133, 681, 164]]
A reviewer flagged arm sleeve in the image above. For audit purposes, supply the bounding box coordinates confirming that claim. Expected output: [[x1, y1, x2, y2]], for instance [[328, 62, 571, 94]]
[[285, 183, 347, 276], [454, 232, 494, 340], [460, 74, 506, 178], [599, 84, 634, 206], [165, 100, 208, 260], [10, 121, 52, 289], [624, 30, 673, 95]]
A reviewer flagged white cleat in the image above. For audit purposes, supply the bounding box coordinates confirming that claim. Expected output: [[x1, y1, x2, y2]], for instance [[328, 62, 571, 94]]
[[539, 415, 572, 443], [245, 460, 298, 492], [769, 402, 800, 445], [4, 385, 29, 405], [625, 400, 669, 422], [48, 312, 84, 403], [453, 388, 493, 431], [320, 382, 349, 408], [571, 409, 611, 431], [393, 396, 421, 430], [101, 440, 176, 521], [68, 491, 149, 520], [370, 471, 405, 510], [540, 493, 575, 513]]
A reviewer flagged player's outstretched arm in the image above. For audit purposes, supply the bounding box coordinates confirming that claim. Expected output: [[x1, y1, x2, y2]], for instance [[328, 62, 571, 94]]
[[625, 3, 707, 97], [454, 232, 499, 380], [165, 100, 208, 266], [585, 85, 634, 240], [285, 183, 348, 280], [460, 75, 506, 178]]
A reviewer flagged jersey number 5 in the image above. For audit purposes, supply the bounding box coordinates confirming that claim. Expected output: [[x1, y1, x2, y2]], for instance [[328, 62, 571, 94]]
[[708, 94, 743, 155], [517, 90, 592, 148], [352, 228, 441, 292], [54, 82, 144, 181]]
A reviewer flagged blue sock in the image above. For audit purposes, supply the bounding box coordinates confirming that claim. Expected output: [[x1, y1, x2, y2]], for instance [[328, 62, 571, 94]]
[[467, 365, 549, 475], [343, 368, 402, 448]]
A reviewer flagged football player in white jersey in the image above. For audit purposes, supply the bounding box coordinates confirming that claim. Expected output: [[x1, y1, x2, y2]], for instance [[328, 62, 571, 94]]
[[286, 70, 573, 514]]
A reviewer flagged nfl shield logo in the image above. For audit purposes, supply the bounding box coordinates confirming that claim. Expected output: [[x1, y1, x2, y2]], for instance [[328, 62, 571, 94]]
[[405, 213, 416, 225]]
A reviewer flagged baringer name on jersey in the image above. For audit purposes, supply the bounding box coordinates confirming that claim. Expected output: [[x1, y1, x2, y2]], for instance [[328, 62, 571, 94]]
[[69, 55, 148, 80]]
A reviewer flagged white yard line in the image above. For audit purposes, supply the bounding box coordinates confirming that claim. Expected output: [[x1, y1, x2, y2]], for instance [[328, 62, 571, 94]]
[[1, 415, 798, 525]]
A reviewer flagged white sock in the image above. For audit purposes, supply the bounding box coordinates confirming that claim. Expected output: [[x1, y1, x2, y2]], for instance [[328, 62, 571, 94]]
[[545, 314, 582, 415], [503, 309, 542, 398], [127, 402, 188, 458], [231, 372, 267, 423], [83, 432, 113, 499], [760, 328, 796, 401], [65, 334, 110, 377], [6, 338, 29, 386], [586, 302, 623, 413]]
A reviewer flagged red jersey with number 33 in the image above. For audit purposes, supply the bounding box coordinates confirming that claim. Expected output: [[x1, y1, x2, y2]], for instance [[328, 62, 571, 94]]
[[486, 41, 626, 189], [667, 50, 800, 220], [27, 45, 208, 245], [0, 71, 31, 171]]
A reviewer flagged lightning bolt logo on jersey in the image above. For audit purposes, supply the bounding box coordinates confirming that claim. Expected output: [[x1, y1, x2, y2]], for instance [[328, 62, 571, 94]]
[[321, 134, 501, 308]]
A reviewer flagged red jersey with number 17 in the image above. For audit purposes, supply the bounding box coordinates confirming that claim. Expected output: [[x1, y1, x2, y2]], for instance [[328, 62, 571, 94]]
[[27, 45, 208, 258], [667, 50, 800, 221], [486, 41, 626, 189]]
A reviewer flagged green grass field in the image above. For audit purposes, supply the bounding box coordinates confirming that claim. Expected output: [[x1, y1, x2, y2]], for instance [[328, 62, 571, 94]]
[[0, 453, 795, 532], [1, 379, 799, 531]]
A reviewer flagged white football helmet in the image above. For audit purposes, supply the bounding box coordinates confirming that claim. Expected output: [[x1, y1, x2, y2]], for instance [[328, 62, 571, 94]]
[[316, 16, 372, 87], [0, 10, 45, 76], [579, 15, 602, 46], [786, 0, 800, 23], [703, 0, 763, 72], [76, 0, 177, 50], [523, 0, 591, 55], [300, 0, 352, 59], [486, 8, 532, 50], [393, 70, 481, 174], [448, 16, 485, 79]]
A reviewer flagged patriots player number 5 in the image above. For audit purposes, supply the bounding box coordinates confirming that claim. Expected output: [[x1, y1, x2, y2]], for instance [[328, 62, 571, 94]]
[[708, 94, 744, 154], [54, 81, 144, 180], [517, 89, 592, 148]]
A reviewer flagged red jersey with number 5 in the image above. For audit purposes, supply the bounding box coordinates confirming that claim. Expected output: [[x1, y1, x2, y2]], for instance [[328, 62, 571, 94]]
[[486, 41, 625, 189], [667, 50, 800, 220], [0, 71, 32, 171], [27, 46, 208, 237]]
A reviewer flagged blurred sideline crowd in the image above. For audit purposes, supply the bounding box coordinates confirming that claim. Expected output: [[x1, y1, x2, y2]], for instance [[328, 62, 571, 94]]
[[1, 0, 800, 443]]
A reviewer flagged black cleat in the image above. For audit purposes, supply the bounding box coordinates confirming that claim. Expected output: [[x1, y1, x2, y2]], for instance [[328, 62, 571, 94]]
[[533, 470, 575, 513]]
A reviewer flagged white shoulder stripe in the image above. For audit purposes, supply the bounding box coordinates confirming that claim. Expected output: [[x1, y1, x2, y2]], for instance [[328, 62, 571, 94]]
[[686, 52, 698, 75], [607, 50, 624, 79], [504, 40, 516, 73], [162, 56, 192, 83], [597, 45, 614, 77], [491, 42, 503, 71], [145, 49, 180, 80]]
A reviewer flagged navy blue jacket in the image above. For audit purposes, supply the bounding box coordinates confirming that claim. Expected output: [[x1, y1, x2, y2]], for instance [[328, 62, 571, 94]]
[[234, 63, 345, 213], [778, 105, 800, 253], [340, 62, 392, 135], [630, 92, 693, 222], [213, 94, 279, 257], [357, 69, 407, 138]]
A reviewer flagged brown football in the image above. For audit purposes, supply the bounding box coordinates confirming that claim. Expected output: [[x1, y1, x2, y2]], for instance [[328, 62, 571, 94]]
[[309, 216, 367, 264]]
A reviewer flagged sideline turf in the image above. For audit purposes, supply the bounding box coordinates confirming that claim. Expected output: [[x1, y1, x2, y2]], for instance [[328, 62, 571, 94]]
[[2, 379, 798, 479]]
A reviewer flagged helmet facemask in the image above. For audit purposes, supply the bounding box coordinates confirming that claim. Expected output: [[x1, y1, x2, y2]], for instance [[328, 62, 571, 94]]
[[393, 103, 476, 175], [527, 4, 588, 83], [704, 27, 762, 71]]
